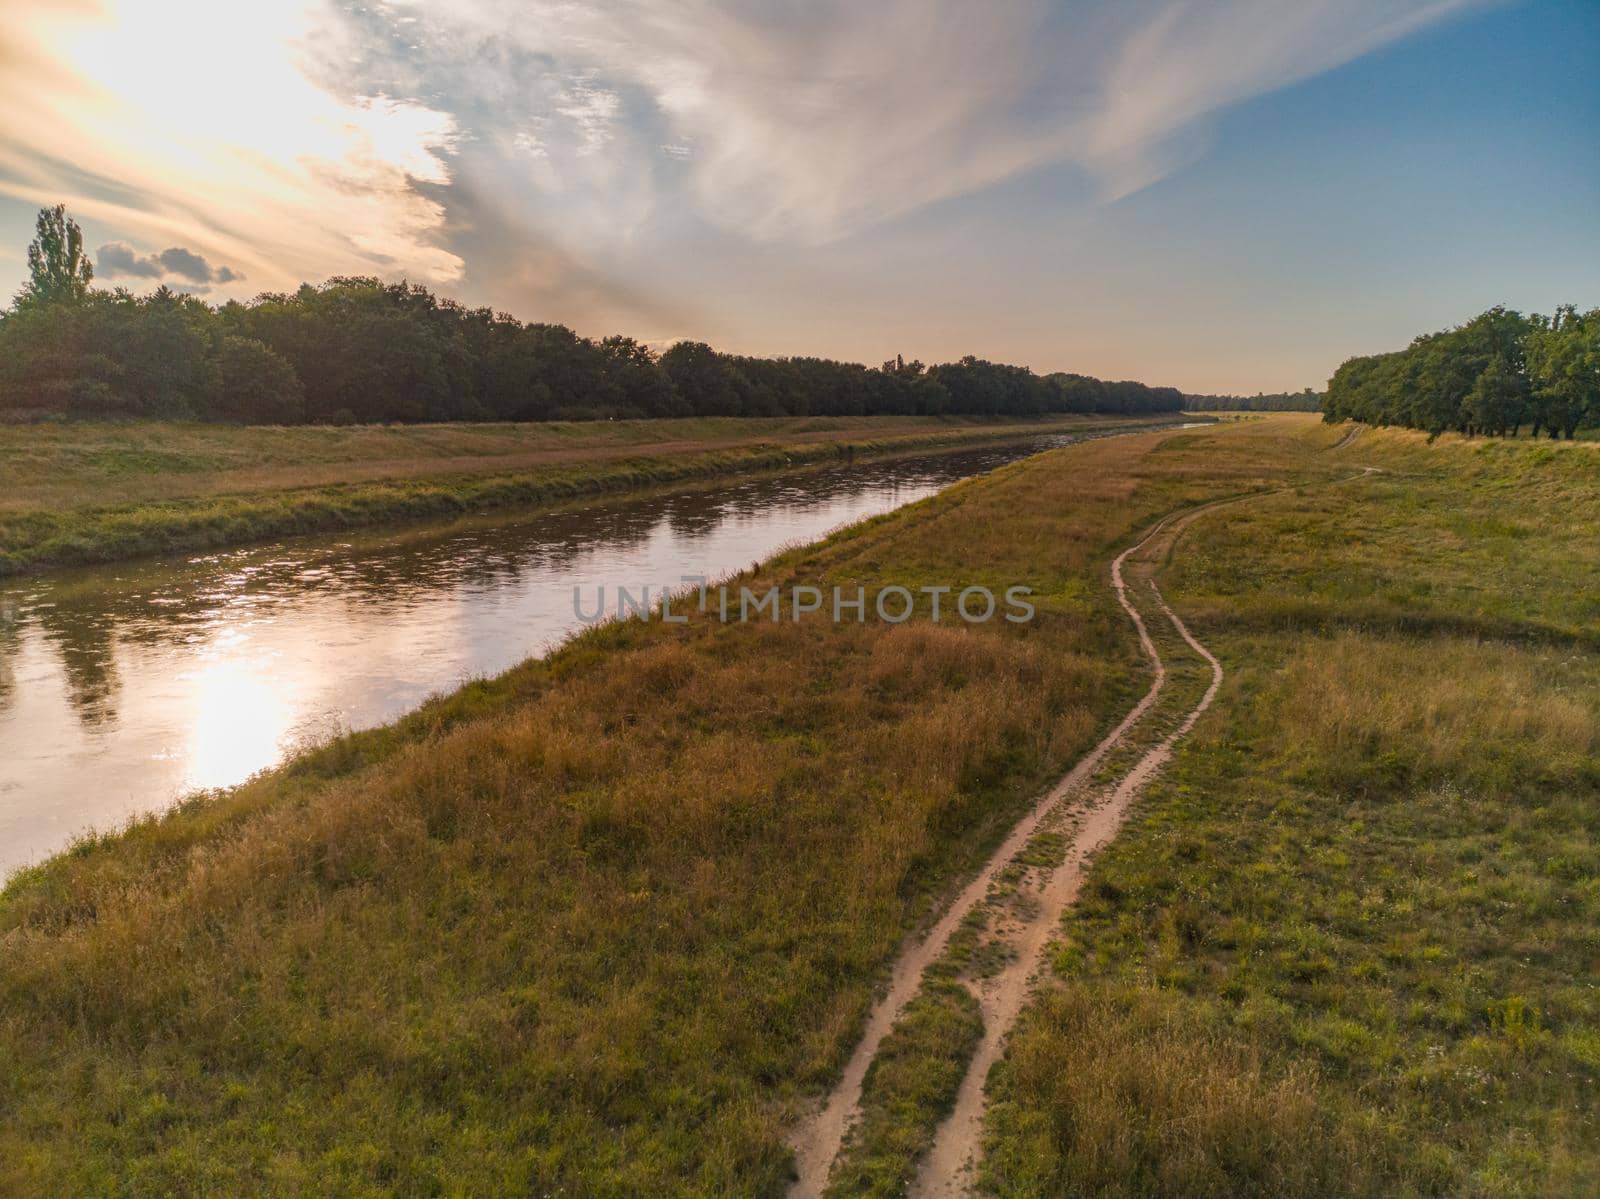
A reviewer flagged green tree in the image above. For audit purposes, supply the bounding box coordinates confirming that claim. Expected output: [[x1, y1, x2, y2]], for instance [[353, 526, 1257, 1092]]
[[1, 207, 1188, 425], [660, 341, 748, 416], [599, 335, 684, 417], [1526, 306, 1600, 439], [21, 204, 94, 306], [0, 294, 114, 417], [209, 335, 305, 424], [1464, 353, 1528, 437]]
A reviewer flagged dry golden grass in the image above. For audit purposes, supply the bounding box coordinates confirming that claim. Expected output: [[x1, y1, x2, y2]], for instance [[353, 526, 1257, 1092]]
[[0, 414, 1127, 511], [0, 413, 1174, 575], [1, 418, 1332, 1195], [984, 986, 1370, 1197], [1279, 633, 1598, 791]]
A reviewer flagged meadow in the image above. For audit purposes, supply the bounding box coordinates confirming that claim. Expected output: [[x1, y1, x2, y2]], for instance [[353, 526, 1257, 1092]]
[[0, 416, 1594, 1195], [0, 412, 1158, 576], [979, 427, 1599, 1197]]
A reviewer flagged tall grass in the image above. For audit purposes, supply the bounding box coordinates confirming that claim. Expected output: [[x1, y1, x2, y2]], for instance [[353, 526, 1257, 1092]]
[[982, 427, 1600, 1197], [0, 418, 1317, 1194], [984, 986, 1371, 1196]]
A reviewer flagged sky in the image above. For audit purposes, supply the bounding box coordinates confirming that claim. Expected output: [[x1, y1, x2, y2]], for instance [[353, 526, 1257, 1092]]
[[0, 0, 1595, 394]]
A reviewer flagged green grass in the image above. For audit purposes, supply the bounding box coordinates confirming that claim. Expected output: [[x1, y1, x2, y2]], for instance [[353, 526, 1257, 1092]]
[[981, 426, 1600, 1197], [825, 979, 983, 1198], [0, 413, 1176, 576], [3, 416, 1594, 1195], [0, 418, 1311, 1196]]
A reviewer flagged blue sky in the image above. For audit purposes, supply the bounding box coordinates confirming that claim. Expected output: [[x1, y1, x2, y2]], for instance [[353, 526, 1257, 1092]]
[[0, 0, 1595, 393]]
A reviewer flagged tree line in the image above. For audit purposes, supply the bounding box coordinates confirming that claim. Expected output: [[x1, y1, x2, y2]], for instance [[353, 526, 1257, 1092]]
[[1, 206, 1184, 425], [1183, 389, 1321, 412], [1323, 305, 1599, 439]]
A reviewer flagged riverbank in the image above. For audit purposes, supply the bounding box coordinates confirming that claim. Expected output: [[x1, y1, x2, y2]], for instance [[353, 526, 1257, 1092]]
[[0, 439, 1088, 878], [3, 416, 1594, 1195], [0, 413, 1185, 576], [1, 417, 1319, 1193]]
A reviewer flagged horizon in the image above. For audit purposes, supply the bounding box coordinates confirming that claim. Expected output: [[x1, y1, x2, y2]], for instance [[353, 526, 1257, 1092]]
[[1, 1, 1596, 394]]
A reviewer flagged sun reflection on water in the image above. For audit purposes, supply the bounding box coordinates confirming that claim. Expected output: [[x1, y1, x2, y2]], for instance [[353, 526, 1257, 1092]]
[[180, 637, 295, 792]]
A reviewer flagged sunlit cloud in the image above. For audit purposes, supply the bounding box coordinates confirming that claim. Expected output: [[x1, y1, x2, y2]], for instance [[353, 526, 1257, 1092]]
[[0, 0, 462, 297], [336, 0, 1490, 242], [0, 0, 1507, 373]]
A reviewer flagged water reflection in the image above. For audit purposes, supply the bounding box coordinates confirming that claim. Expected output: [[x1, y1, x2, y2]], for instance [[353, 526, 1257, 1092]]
[[0, 432, 1127, 877], [36, 604, 122, 726], [0, 609, 17, 706]]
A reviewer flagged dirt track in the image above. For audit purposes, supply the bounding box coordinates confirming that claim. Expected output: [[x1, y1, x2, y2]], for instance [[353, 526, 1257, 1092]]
[[909, 502, 1233, 1196], [787, 492, 1262, 1197], [784, 508, 1185, 1194], [1329, 423, 1364, 450]]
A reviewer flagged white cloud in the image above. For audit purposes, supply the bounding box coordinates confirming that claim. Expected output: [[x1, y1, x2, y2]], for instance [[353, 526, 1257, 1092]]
[[556, 76, 622, 157], [1077, 0, 1487, 199], [358, 0, 1489, 242], [0, 0, 1492, 320]]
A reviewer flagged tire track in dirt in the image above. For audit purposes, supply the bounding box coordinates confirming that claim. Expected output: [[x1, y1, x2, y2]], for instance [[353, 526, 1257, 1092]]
[[1329, 423, 1364, 450], [794, 463, 1393, 1192], [908, 507, 1228, 1197], [784, 511, 1186, 1195], [787, 493, 1244, 1196], [905, 470, 1383, 1194]]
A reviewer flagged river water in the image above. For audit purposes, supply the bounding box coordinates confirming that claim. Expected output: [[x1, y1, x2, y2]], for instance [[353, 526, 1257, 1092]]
[[0, 429, 1176, 879]]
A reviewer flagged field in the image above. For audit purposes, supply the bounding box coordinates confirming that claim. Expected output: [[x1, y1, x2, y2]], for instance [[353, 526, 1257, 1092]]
[[978, 425, 1600, 1197], [1, 415, 1595, 1195], [0, 413, 1166, 576]]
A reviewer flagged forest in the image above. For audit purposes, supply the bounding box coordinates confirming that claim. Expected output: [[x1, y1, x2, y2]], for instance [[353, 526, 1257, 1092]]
[[1183, 389, 1322, 412], [1323, 304, 1599, 438], [0, 207, 1183, 425]]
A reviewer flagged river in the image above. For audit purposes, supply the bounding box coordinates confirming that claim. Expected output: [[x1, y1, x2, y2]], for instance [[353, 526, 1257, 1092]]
[[0, 428, 1185, 879]]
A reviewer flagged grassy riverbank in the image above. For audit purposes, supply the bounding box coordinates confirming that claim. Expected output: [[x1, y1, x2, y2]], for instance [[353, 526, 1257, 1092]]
[[981, 427, 1600, 1196], [2, 416, 1594, 1195], [0, 413, 1176, 576], [0, 417, 1313, 1194]]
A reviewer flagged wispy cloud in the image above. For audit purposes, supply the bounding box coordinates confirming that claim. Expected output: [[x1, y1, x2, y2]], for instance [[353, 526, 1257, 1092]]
[[341, 0, 1489, 243], [1075, 0, 1491, 200], [556, 76, 622, 157], [0, 0, 1491, 337]]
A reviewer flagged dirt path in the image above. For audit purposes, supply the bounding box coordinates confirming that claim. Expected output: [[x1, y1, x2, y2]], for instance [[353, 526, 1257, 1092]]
[[784, 512, 1186, 1195], [787, 493, 1250, 1196], [1329, 423, 1364, 450], [908, 505, 1228, 1196]]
